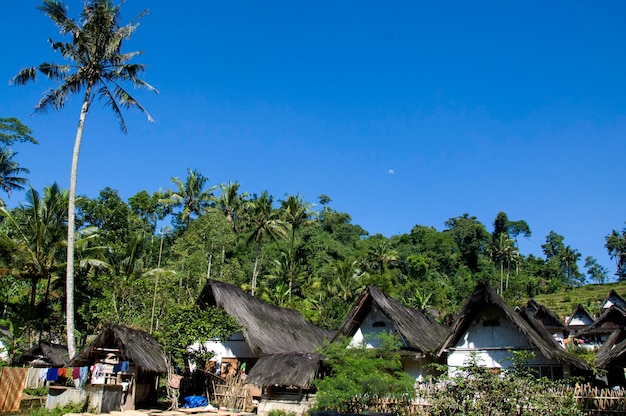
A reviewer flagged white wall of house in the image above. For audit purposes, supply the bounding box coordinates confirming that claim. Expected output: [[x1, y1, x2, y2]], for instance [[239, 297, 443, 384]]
[[568, 314, 594, 327], [190, 332, 255, 362], [446, 306, 563, 376], [347, 305, 436, 383], [348, 305, 396, 349]]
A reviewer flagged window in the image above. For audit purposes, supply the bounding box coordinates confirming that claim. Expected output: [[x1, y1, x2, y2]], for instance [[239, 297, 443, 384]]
[[372, 321, 386, 327], [483, 319, 500, 327]]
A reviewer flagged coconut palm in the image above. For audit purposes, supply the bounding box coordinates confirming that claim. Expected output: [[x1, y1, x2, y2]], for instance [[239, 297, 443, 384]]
[[11, 0, 156, 357], [162, 169, 216, 229], [216, 181, 249, 242], [0, 148, 30, 198], [0, 184, 67, 343], [245, 191, 288, 296], [279, 193, 317, 298]]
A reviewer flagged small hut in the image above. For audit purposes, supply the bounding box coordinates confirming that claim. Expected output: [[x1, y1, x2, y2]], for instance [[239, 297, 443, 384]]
[[17, 342, 69, 368], [196, 280, 333, 415], [68, 324, 168, 412]]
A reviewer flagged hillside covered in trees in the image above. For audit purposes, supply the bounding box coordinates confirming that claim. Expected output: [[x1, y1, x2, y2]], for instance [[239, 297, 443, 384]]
[[1, 164, 625, 356]]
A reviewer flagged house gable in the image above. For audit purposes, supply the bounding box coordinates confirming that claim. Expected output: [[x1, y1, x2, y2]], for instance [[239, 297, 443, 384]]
[[348, 304, 399, 349]]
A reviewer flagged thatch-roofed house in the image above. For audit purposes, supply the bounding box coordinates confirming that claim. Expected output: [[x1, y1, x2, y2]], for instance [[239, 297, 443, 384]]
[[595, 328, 626, 387], [601, 289, 626, 311], [521, 299, 568, 347], [196, 280, 333, 416], [575, 304, 626, 349], [438, 282, 592, 380], [17, 342, 69, 367], [68, 324, 168, 412], [331, 285, 448, 383], [196, 279, 332, 365], [566, 304, 595, 336]]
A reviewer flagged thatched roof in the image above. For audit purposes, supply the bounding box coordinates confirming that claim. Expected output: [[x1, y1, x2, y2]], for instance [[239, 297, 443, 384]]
[[521, 299, 567, 334], [602, 289, 626, 311], [566, 304, 595, 327], [69, 324, 167, 373], [17, 342, 69, 367], [438, 282, 591, 372], [332, 285, 447, 354], [246, 352, 322, 388], [576, 305, 626, 338], [197, 279, 333, 355], [596, 328, 626, 369]]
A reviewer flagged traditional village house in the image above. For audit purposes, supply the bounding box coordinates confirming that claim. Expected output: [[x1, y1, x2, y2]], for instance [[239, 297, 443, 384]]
[[520, 299, 568, 347], [329, 285, 448, 384], [17, 342, 70, 368], [566, 304, 595, 336], [575, 304, 626, 349], [601, 289, 626, 311], [67, 324, 168, 413], [196, 279, 333, 415], [438, 282, 592, 380], [595, 328, 626, 387]]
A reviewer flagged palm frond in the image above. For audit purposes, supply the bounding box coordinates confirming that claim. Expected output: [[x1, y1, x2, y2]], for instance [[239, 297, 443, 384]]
[[10, 68, 37, 86], [97, 84, 128, 133], [38, 0, 78, 35]]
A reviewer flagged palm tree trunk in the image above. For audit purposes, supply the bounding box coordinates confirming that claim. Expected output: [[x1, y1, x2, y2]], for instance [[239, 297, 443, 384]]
[[252, 241, 262, 296], [66, 84, 92, 359]]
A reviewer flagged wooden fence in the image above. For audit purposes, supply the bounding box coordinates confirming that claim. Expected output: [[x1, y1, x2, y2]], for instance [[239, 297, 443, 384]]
[[360, 384, 626, 415]]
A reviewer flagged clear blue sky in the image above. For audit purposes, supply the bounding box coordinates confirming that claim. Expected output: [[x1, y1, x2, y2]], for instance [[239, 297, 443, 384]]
[[1, 1, 625, 279]]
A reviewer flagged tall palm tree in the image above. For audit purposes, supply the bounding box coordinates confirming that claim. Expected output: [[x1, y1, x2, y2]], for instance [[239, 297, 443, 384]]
[[245, 191, 288, 296], [12, 0, 156, 358], [0, 148, 30, 198], [279, 193, 317, 298], [162, 169, 215, 229], [216, 181, 249, 241], [0, 184, 68, 343]]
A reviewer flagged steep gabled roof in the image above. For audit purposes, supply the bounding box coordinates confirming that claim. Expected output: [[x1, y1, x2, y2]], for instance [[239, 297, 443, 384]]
[[596, 328, 626, 369], [332, 285, 447, 354], [576, 305, 626, 338], [246, 352, 322, 388], [522, 299, 567, 334], [69, 324, 167, 373], [17, 342, 69, 367], [566, 304, 595, 327], [602, 289, 626, 311], [438, 282, 591, 372], [196, 279, 333, 355]]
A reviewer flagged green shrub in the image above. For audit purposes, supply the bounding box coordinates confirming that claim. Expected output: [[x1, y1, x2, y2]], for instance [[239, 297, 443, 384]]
[[313, 334, 415, 413], [428, 352, 583, 416]]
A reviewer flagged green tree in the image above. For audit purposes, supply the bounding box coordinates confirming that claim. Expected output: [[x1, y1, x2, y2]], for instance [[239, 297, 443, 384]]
[[584, 256, 608, 285], [245, 191, 288, 295], [0, 118, 37, 146], [444, 213, 491, 273], [12, 0, 157, 358], [216, 181, 249, 243], [162, 169, 216, 229], [606, 224, 626, 281], [279, 193, 317, 298], [313, 335, 415, 413], [0, 184, 67, 343], [0, 149, 30, 198]]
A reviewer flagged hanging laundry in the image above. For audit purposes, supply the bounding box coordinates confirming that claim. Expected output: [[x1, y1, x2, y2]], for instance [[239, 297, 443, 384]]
[[46, 368, 58, 381]]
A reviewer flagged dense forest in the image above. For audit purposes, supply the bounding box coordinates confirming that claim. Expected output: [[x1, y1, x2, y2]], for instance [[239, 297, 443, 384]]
[[1, 115, 626, 362]]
